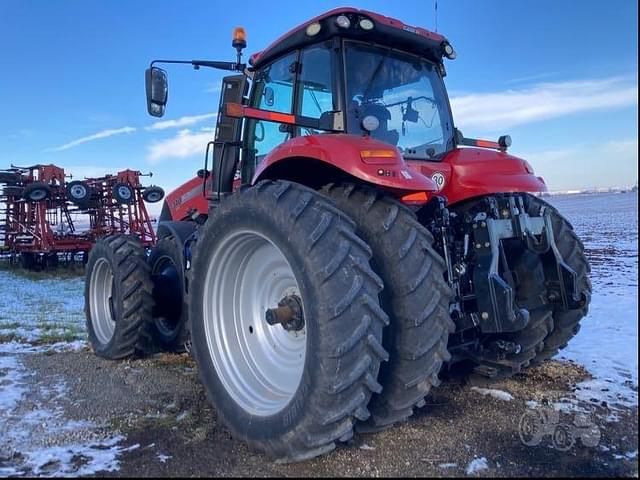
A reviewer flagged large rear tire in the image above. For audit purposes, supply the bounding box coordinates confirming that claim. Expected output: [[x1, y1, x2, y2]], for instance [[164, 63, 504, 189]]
[[85, 235, 155, 359], [323, 183, 454, 431], [450, 194, 590, 380], [148, 235, 188, 352], [527, 196, 591, 364], [189, 180, 389, 462]]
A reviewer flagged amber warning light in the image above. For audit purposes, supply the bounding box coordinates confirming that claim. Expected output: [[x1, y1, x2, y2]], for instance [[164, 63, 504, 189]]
[[233, 27, 247, 50]]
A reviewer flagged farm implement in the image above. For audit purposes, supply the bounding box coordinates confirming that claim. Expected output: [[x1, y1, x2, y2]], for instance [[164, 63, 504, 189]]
[[0, 164, 164, 269], [85, 7, 591, 462]]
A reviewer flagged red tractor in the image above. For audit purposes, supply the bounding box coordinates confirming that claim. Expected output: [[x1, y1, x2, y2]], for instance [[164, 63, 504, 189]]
[[85, 8, 591, 462]]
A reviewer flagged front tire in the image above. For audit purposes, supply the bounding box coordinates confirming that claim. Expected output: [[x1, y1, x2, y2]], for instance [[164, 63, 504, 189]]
[[189, 180, 389, 462], [323, 183, 454, 431]]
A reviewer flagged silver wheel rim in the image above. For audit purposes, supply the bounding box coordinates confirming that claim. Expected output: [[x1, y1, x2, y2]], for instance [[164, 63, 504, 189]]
[[117, 186, 132, 200], [90, 257, 116, 345], [70, 184, 87, 199], [145, 191, 162, 202], [203, 229, 306, 416]]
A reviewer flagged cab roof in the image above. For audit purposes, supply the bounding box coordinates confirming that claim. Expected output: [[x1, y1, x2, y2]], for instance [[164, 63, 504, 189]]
[[249, 7, 449, 69]]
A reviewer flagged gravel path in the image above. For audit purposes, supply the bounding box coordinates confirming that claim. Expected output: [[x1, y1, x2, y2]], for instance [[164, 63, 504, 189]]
[[1, 345, 636, 477]]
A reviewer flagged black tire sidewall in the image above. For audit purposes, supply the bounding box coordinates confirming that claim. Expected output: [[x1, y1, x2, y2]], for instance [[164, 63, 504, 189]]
[[84, 240, 124, 357], [143, 187, 165, 203], [23, 183, 51, 202], [148, 236, 188, 350], [190, 204, 321, 440]]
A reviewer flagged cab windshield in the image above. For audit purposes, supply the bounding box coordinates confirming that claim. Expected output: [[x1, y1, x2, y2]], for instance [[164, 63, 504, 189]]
[[344, 42, 454, 159]]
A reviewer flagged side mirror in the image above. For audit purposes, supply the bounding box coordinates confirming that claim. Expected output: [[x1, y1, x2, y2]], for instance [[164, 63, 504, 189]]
[[145, 67, 168, 117], [263, 86, 274, 107]]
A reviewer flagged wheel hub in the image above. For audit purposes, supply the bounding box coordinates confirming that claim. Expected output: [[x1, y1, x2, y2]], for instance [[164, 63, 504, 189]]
[[265, 294, 305, 332]]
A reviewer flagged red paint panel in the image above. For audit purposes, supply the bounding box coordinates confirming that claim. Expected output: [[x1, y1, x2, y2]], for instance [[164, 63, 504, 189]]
[[253, 134, 438, 194], [165, 176, 210, 220], [249, 7, 444, 66], [406, 148, 548, 206]]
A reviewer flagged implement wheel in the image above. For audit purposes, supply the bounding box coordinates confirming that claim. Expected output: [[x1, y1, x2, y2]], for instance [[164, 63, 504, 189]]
[[85, 235, 155, 359], [189, 180, 389, 462], [323, 183, 454, 431]]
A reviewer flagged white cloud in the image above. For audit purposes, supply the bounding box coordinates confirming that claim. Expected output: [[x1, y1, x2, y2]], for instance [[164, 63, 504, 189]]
[[147, 127, 215, 164], [450, 76, 638, 133], [145, 113, 217, 131], [517, 138, 638, 191], [49, 126, 136, 151]]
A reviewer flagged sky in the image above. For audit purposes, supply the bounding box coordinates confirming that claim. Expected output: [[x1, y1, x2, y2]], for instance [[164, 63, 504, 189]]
[[0, 0, 637, 213]]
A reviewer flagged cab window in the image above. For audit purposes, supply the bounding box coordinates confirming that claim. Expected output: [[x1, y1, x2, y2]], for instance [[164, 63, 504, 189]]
[[297, 43, 334, 121], [246, 51, 297, 163]]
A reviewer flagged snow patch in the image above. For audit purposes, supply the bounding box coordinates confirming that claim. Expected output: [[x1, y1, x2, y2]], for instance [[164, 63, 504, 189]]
[[470, 387, 514, 401], [466, 457, 489, 475], [0, 348, 125, 476]]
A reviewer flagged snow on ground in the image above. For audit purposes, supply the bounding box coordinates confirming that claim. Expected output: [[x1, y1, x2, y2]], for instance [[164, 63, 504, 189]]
[[547, 193, 638, 409], [465, 457, 489, 475], [0, 272, 123, 476], [0, 192, 637, 475], [0, 345, 125, 476], [0, 269, 85, 344], [470, 387, 514, 402]]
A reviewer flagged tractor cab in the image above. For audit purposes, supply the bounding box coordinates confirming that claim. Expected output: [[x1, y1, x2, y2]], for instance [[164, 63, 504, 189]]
[[146, 8, 458, 202]]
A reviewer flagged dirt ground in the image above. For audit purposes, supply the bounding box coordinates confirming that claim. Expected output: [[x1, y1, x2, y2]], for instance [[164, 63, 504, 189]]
[[8, 347, 636, 477]]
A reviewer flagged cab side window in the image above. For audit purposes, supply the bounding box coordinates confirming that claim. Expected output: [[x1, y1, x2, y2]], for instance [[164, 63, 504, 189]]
[[248, 51, 297, 161], [297, 44, 334, 122]]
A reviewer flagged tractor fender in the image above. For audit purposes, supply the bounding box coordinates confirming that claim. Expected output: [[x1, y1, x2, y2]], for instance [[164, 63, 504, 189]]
[[253, 134, 438, 194], [406, 148, 548, 206]]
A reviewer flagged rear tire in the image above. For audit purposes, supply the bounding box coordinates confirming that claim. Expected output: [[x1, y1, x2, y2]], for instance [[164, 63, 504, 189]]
[[189, 180, 389, 462], [323, 183, 454, 431], [468, 249, 554, 381], [148, 235, 188, 352], [85, 235, 155, 359], [527, 196, 591, 364]]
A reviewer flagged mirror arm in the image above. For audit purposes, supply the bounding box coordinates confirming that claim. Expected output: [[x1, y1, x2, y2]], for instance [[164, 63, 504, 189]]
[[150, 59, 245, 72]]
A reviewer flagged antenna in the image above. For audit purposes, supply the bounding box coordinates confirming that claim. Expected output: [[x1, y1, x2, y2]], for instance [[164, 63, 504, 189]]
[[435, 0, 438, 32]]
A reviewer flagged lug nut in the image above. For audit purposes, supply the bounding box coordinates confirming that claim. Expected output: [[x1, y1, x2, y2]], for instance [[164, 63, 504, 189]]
[[481, 312, 489, 320], [484, 242, 490, 247]]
